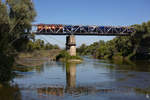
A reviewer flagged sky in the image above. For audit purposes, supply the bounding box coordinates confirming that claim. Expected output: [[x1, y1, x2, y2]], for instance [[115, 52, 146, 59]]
[[33, 0, 150, 48]]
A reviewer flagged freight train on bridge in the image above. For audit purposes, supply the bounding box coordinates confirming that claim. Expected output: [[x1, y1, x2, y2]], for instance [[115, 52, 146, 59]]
[[32, 24, 135, 36]]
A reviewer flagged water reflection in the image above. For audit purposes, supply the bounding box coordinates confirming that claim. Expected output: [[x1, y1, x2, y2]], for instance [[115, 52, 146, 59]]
[[0, 84, 21, 100], [106, 60, 150, 72], [37, 62, 77, 96], [66, 63, 76, 88], [2, 57, 150, 100], [36, 60, 150, 99], [37, 87, 64, 96]]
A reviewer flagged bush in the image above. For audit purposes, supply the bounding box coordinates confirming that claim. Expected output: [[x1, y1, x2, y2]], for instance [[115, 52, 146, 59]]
[[56, 50, 82, 61]]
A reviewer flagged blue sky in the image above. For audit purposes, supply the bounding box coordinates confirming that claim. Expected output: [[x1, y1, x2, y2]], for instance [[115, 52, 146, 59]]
[[33, 0, 150, 48]]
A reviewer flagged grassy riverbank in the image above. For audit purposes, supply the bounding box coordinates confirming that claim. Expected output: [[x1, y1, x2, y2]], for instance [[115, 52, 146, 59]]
[[15, 49, 61, 66]]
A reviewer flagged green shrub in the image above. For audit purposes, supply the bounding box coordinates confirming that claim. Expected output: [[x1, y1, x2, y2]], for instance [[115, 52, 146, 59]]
[[56, 50, 82, 61]]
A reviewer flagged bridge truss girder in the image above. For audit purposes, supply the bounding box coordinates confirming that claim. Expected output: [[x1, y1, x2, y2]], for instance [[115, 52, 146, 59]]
[[32, 24, 135, 36]]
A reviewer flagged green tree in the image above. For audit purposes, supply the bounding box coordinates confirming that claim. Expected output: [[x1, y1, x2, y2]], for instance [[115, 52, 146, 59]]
[[0, 0, 36, 83], [6, 0, 36, 51], [0, 0, 14, 84]]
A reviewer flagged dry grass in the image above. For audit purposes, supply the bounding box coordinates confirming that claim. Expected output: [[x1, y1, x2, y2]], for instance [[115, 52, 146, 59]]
[[15, 49, 61, 66], [18, 49, 60, 59]]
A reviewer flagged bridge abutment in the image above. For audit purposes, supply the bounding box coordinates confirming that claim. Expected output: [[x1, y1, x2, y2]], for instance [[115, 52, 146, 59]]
[[66, 35, 76, 56]]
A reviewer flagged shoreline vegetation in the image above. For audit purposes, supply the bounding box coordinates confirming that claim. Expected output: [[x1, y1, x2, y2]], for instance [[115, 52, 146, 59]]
[[15, 49, 83, 67], [13, 49, 60, 73], [12, 50, 82, 74], [77, 21, 150, 61], [56, 50, 83, 63]]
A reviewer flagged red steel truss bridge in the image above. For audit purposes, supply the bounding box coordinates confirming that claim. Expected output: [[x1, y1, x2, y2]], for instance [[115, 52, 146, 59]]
[[32, 24, 135, 36]]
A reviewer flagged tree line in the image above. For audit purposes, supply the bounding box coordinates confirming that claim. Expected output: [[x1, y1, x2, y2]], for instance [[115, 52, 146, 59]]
[[77, 21, 150, 60], [25, 39, 60, 52]]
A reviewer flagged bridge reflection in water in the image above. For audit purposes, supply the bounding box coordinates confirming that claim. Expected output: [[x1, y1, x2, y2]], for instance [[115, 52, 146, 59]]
[[37, 63, 136, 97], [37, 63, 77, 96], [66, 63, 76, 89]]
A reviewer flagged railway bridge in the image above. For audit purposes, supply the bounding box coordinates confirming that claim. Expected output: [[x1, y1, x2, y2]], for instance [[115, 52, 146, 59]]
[[32, 24, 135, 56]]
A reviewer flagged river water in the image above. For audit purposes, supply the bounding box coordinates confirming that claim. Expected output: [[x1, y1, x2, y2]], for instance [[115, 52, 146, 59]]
[[1, 57, 150, 100]]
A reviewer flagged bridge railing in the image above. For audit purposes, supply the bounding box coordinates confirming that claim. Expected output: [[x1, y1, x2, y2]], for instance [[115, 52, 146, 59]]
[[32, 24, 135, 35]]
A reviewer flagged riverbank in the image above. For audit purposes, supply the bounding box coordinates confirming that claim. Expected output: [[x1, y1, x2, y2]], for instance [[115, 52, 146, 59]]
[[15, 49, 61, 66]]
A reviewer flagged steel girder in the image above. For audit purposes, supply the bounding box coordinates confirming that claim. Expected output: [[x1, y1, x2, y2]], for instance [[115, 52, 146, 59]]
[[32, 24, 135, 36]]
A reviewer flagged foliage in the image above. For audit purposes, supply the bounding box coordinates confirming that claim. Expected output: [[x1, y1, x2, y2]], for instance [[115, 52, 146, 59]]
[[25, 39, 60, 52], [56, 50, 82, 61], [77, 21, 150, 60], [0, 0, 36, 83], [6, 0, 36, 51]]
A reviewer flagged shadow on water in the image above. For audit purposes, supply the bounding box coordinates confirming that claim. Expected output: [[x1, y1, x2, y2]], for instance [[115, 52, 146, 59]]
[[0, 54, 14, 84], [99, 59, 150, 72], [0, 84, 21, 100]]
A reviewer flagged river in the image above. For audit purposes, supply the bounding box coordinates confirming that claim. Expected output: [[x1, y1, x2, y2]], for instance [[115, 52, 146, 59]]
[[0, 57, 150, 100]]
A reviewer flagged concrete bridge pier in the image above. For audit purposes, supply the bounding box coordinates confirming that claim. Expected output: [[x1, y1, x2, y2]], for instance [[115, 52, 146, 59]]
[[66, 35, 76, 56]]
